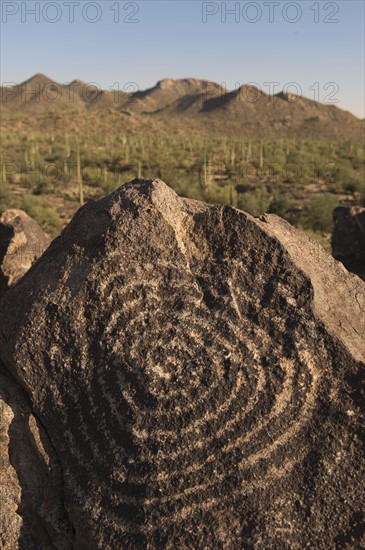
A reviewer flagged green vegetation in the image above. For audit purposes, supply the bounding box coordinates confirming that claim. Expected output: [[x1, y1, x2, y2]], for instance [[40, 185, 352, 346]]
[[18, 195, 62, 234], [1, 132, 364, 245]]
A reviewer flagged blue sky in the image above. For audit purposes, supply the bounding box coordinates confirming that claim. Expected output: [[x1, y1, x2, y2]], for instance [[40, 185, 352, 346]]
[[1, 0, 364, 117]]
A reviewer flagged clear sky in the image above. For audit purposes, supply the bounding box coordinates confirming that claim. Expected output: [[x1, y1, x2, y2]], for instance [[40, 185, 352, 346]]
[[1, 0, 364, 118]]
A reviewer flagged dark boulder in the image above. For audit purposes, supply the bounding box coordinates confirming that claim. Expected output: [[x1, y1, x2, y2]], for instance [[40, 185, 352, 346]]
[[0, 180, 364, 549], [332, 205, 365, 281], [0, 209, 72, 548]]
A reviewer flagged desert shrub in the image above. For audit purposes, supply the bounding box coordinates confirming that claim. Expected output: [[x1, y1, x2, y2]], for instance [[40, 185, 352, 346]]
[[18, 195, 62, 235], [0, 185, 14, 212], [237, 187, 271, 216], [286, 150, 301, 164], [100, 176, 126, 195], [344, 178, 365, 196], [269, 194, 292, 219], [202, 183, 232, 206], [330, 161, 355, 191], [32, 179, 56, 195], [303, 193, 338, 233]]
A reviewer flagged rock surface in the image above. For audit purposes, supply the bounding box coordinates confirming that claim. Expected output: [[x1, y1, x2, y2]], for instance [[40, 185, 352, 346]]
[[0, 179, 364, 549], [0, 209, 50, 298], [0, 210, 72, 548], [332, 206, 365, 281], [0, 364, 73, 549]]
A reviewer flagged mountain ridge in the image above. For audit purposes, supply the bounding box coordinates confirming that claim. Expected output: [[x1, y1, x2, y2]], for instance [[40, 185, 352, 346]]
[[1, 74, 363, 140]]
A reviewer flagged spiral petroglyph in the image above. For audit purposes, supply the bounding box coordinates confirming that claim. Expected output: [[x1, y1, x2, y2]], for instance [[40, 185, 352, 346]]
[[0, 179, 364, 549]]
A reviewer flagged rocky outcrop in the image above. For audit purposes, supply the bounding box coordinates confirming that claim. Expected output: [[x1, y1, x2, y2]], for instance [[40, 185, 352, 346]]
[[332, 206, 365, 281], [0, 209, 72, 549], [0, 363, 22, 549], [0, 179, 364, 549], [0, 364, 73, 549], [0, 209, 50, 298]]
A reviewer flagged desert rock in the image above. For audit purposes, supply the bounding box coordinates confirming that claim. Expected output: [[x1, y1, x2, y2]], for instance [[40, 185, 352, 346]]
[[0, 209, 71, 549], [332, 205, 365, 281], [0, 179, 364, 549], [0, 363, 73, 549], [0, 209, 50, 298]]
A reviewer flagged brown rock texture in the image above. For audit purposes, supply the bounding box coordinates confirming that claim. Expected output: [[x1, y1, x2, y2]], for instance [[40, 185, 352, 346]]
[[0, 179, 364, 549], [0, 363, 73, 549], [332, 206, 365, 281], [0, 364, 22, 549], [0, 209, 50, 298], [0, 210, 72, 548]]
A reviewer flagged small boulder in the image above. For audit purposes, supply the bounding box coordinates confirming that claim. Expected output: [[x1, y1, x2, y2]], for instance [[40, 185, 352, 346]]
[[332, 206, 365, 280], [0, 209, 50, 298]]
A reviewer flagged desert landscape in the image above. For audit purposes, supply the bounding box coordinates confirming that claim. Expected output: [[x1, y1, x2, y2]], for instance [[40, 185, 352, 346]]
[[1, 1, 365, 548], [1, 74, 364, 248]]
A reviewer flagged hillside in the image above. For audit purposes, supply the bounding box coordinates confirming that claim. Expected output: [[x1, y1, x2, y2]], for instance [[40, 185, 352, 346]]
[[1, 74, 363, 140], [1, 74, 364, 245]]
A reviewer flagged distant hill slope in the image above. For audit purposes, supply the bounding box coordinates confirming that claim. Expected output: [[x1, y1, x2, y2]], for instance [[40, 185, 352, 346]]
[[1, 74, 363, 140]]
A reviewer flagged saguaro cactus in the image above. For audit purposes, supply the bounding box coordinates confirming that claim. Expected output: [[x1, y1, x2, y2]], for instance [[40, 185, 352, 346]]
[[76, 137, 84, 206], [259, 140, 264, 169]]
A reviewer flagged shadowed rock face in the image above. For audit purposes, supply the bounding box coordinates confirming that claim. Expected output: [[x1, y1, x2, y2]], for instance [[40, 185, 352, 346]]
[[0, 209, 50, 298], [0, 180, 364, 549], [332, 206, 365, 281], [0, 363, 74, 550], [0, 210, 72, 548]]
